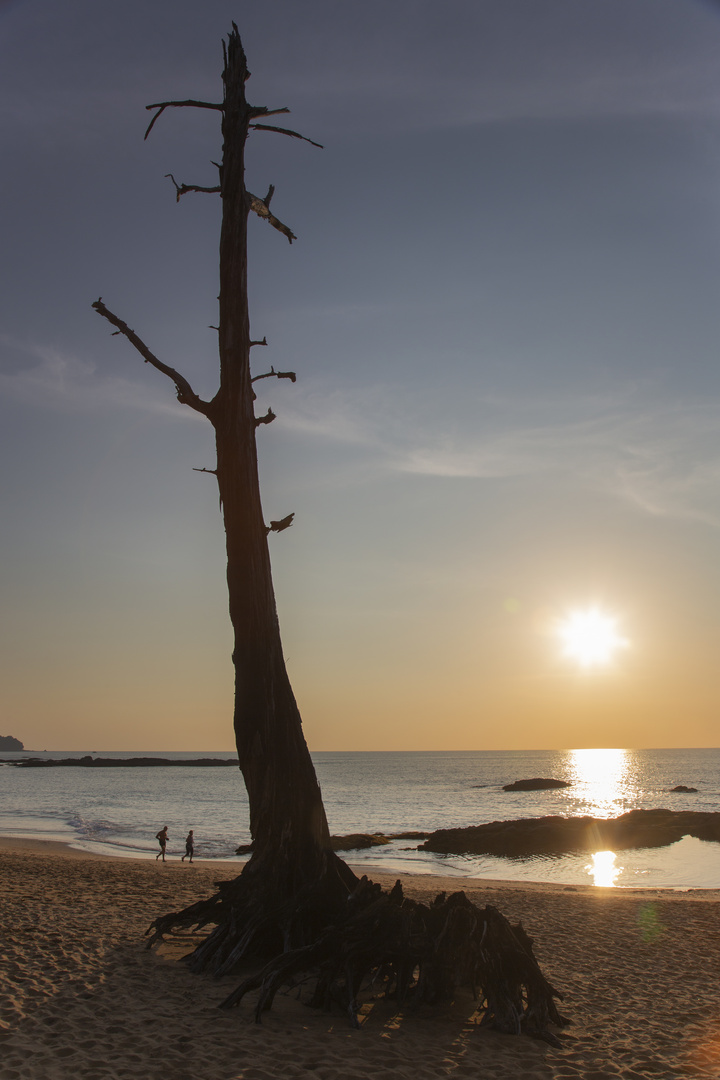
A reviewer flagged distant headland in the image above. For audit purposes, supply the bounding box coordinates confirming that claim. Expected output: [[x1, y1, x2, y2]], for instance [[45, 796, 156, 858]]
[[0, 735, 24, 751]]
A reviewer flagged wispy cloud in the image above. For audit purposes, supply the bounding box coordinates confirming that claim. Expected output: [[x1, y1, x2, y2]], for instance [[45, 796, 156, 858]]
[[278, 381, 720, 527], [9, 333, 720, 529], [0, 337, 197, 421]]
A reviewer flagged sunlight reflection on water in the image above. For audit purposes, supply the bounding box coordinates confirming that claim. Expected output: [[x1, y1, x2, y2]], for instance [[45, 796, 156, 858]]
[[587, 849, 621, 887], [564, 747, 635, 818], [568, 749, 631, 885]]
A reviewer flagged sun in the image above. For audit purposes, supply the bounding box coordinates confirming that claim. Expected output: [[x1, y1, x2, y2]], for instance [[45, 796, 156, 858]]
[[557, 607, 628, 669]]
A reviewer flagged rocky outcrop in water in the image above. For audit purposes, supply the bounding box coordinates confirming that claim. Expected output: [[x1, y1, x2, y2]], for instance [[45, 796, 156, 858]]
[[330, 833, 390, 851], [3, 756, 239, 768], [502, 778, 571, 792], [236, 831, 431, 856], [419, 809, 720, 857]]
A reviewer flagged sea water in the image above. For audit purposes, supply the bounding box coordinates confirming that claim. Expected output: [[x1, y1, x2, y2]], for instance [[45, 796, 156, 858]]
[[1, 748, 719, 889]]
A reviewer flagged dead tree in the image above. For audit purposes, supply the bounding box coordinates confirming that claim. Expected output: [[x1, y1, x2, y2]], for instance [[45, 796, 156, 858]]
[[93, 25, 565, 1042]]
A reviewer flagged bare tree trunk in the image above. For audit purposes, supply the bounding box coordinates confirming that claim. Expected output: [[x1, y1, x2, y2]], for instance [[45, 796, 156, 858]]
[[211, 28, 340, 892]]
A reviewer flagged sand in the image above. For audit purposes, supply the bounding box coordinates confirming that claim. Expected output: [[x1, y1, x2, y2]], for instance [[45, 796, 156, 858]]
[[1, 839, 719, 1079]]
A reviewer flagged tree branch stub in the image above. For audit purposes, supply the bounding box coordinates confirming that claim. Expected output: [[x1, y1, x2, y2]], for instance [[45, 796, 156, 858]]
[[254, 407, 276, 427], [251, 366, 296, 384], [267, 513, 295, 534], [249, 106, 291, 120]]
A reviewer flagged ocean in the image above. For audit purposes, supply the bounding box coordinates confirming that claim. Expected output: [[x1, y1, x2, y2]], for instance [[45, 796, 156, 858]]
[[1, 747, 719, 889]]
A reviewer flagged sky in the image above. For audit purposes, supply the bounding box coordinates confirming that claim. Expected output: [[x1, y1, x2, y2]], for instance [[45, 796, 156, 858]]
[[2, 0, 720, 751]]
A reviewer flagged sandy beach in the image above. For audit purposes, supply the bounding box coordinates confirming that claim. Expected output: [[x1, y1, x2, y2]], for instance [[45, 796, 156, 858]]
[[0, 838, 719, 1079]]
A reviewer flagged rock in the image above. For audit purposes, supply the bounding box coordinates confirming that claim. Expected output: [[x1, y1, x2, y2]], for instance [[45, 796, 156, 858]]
[[419, 809, 720, 857], [234, 832, 429, 857], [670, 785, 698, 793], [502, 778, 571, 792], [6, 756, 239, 767], [234, 833, 395, 856], [330, 833, 390, 851]]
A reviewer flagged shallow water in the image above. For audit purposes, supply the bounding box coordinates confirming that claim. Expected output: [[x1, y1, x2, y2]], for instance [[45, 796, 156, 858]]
[[1, 747, 718, 888]]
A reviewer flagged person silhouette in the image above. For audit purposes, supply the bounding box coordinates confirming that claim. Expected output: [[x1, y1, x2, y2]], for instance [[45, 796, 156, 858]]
[[181, 829, 194, 863], [155, 825, 169, 862]]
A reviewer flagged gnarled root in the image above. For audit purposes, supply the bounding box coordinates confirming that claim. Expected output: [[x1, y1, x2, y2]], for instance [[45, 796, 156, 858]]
[[147, 873, 567, 1044]]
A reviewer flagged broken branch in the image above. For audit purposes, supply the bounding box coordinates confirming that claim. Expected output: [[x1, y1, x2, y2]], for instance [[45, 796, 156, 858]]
[[144, 100, 223, 140], [249, 123, 323, 149], [251, 366, 296, 384], [249, 106, 291, 119], [266, 513, 295, 534], [255, 407, 276, 427], [248, 191, 296, 244], [165, 173, 221, 202], [92, 298, 211, 416]]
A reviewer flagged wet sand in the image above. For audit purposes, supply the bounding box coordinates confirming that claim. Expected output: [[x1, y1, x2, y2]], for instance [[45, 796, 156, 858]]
[[0, 837, 719, 1079]]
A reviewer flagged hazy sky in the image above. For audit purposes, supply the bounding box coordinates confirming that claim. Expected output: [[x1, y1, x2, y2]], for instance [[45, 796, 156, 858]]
[[3, 0, 720, 751]]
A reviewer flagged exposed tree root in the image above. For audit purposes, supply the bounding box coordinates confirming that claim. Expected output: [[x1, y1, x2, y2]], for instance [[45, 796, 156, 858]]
[[147, 874, 567, 1045]]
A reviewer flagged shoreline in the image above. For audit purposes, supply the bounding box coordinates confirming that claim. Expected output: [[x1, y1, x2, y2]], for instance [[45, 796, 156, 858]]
[[2, 837, 720, 1078], [5, 746, 720, 891], [3, 832, 719, 895]]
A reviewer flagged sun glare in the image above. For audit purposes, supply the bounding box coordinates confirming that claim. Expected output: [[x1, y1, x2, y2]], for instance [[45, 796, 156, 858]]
[[557, 608, 628, 669], [587, 850, 621, 888]]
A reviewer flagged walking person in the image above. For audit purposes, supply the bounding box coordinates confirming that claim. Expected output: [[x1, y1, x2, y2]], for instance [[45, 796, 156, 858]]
[[155, 825, 169, 862], [181, 829, 194, 863]]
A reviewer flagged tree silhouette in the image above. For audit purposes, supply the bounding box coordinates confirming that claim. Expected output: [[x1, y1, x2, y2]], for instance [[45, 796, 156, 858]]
[[93, 25, 565, 1042]]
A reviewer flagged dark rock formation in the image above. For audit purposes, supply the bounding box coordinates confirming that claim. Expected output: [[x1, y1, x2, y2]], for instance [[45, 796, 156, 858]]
[[420, 809, 720, 857], [388, 831, 430, 841], [236, 832, 432, 856], [331, 833, 390, 851], [4, 756, 239, 768], [0, 735, 23, 751], [670, 785, 698, 793], [503, 778, 571, 792]]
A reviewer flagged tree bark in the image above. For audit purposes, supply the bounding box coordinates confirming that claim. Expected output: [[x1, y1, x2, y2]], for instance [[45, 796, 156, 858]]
[[207, 28, 350, 897]]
